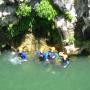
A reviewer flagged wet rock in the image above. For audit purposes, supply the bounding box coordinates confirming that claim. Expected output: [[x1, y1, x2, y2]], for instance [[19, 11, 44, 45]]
[[64, 44, 80, 55]]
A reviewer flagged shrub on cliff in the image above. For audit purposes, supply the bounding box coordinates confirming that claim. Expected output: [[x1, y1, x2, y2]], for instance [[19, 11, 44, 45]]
[[7, 2, 32, 38], [16, 3, 31, 17], [35, 0, 57, 20]]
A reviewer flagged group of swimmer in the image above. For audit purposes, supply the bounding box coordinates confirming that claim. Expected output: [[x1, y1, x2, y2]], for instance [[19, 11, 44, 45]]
[[35, 47, 70, 68], [10, 46, 70, 68]]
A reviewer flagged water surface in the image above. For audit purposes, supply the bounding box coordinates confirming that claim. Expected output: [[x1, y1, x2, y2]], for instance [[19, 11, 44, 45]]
[[0, 51, 90, 90]]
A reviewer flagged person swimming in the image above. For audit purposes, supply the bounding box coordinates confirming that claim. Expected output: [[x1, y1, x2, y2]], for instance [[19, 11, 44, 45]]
[[17, 48, 28, 62], [47, 47, 58, 61], [35, 47, 45, 61], [59, 51, 70, 68]]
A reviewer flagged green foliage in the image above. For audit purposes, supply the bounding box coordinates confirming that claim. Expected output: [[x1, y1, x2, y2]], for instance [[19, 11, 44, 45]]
[[7, 1, 75, 43], [16, 3, 31, 17], [8, 24, 13, 31], [35, 0, 57, 20], [64, 11, 75, 22], [64, 35, 75, 44], [10, 2, 32, 37], [68, 35, 75, 44], [7, 17, 32, 37], [7, 24, 14, 38], [13, 17, 32, 36]]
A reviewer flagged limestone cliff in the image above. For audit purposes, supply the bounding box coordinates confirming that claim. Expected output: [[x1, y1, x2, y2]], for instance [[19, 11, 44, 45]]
[[53, 0, 90, 55], [0, 0, 90, 55]]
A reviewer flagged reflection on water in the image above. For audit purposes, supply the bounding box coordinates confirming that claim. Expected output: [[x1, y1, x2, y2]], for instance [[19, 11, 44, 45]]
[[0, 51, 90, 90]]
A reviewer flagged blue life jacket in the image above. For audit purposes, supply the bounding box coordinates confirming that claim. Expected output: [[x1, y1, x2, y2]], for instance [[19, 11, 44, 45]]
[[19, 51, 27, 60], [44, 52, 49, 60], [48, 51, 58, 59]]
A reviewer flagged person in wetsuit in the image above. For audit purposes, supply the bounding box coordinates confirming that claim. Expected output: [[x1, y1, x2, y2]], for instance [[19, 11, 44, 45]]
[[17, 48, 28, 62], [59, 51, 70, 68]]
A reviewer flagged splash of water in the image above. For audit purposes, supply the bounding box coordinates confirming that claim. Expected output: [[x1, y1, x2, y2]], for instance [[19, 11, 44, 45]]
[[2, 50, 22, 65], [10, 57, 22, 65], [9, 51, 22, 65]]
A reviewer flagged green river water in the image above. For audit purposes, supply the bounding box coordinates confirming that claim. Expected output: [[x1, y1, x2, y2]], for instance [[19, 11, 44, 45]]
[[0, 51, 90, 90]]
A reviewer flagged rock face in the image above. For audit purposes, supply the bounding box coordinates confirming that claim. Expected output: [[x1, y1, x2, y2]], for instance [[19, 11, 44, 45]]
[[0, 0, 90, 54], [74, 0, 90, 54], [0, 0, 39, 50], [0, 0, 90, 39], [74, 0, 90, 40], [53, 0, 90, 54], [0, 0, 39, 26], [53, 0, 77, 43], [0, 0, 18, 26]]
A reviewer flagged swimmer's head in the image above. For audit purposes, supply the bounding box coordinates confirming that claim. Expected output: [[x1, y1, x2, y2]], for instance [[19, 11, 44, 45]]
[[18, 48, 23, 52], [40, 47, 44, 53], [59, 52, 64, 56], [51, 47, 55, 52]]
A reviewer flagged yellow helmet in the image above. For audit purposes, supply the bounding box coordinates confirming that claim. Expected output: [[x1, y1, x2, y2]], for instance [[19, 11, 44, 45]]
[[40, 47, 44, 52], [51, 47, 55, 52]]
